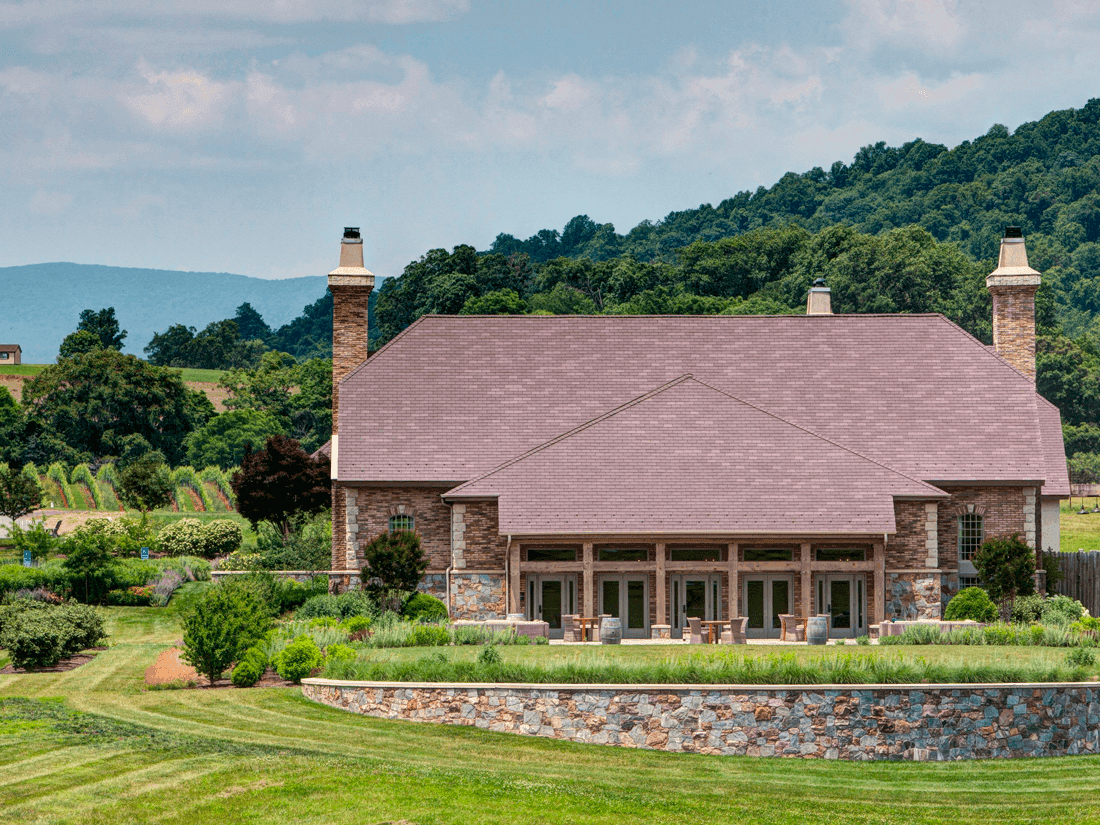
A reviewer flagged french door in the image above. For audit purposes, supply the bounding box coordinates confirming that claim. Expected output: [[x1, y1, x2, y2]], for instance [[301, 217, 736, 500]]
[[599, 575, 649, 638], [670, 575, 722, 639], [526, 574, 576, 639], [816, 574, 866, 638], [743, 575, 792, 639]]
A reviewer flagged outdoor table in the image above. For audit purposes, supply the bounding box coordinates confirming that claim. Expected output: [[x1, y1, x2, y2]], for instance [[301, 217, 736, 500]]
[[702, 620, 726, 644], [576, 616, 600, 642]]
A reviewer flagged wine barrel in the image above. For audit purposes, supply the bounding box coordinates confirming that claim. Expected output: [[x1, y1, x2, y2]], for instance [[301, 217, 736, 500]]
[[806, 615, 828, 646], [599, 617, 622, 645]]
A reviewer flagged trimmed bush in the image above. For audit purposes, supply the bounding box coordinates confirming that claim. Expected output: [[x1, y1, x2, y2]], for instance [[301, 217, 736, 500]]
[[339, 615, 371, 634], [272, 635, 324, 683], [325, 643, 356, 662], [295, 590, 375, 621], [944, 587, 998, 623], [406, 625, 451, 647], [403, 592, 448, 623], [204, 519, 243, 557], [1011, 594, 1046, 624], [0, 600, 107, 669], [230, 646, 269, 688], [158, 519, 207, 557]]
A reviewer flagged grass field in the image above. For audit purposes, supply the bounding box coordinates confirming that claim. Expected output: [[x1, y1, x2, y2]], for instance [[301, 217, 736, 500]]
[[1063, 503, 1100, 552], [166, 367, 227, 383], [4, 586, 1100, 823], [0, 363, 45, 375]]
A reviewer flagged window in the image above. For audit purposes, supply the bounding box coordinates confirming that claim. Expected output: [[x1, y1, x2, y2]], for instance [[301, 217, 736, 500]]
[[743, 547, 793, 562], [815, 548, 866, 562], [959, 576, 979, 589], [958, 514, 984, 561], [526, 547, 577, 562], [0, 353, 8, 360], [597, 547, 649, 562], [388, 514, 414, 532], [669, 547, 721, 561]]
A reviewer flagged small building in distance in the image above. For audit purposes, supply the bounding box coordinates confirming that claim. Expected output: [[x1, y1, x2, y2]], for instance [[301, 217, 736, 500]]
[[0, 344, 20, 365]]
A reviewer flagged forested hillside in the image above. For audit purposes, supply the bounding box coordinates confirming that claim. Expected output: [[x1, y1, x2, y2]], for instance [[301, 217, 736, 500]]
[[371, 98, 1100, 481]]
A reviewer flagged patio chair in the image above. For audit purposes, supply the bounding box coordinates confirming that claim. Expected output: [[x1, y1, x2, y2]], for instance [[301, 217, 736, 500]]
[[778, 614, 798, 642], [686, 616, 704, 644], [726, 616, 748, 644], [562, 614, 579, 642]]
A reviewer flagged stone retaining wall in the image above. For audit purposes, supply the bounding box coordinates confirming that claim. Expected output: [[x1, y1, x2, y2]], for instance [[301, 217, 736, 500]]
[[302, 679, 1100, 760]]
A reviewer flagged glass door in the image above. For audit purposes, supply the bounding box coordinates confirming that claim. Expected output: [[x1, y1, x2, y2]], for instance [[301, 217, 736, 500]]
[[526, 574, 576, 639], [743, 575, 791, 639], [600, 575, 649, 638], [816, 575, 865, 638], [670, 575, 721, 639]]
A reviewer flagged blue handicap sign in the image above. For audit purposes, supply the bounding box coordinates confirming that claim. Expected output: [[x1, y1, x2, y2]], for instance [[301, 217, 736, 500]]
[[23, 550, 33, 567], [141, 547, 149, 561]]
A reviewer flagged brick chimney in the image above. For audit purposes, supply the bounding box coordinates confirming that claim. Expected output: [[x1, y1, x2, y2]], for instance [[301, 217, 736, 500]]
[[329, 226, 374, 453], [806, 278, 832, 315], [987, 227, 1041, 381]]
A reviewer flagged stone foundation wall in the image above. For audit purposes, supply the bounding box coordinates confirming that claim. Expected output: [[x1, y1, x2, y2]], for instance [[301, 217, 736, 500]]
[[302, 679, 1100, 760], [451, 573, 506, 620], [884, 573, 941, 620], [420, 573, 448, 602]]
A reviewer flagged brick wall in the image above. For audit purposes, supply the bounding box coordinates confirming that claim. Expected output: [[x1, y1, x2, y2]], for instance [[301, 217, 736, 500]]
[[461, 501, 508, 569], [887, 501, 928, 567], [937, 487, 1028, 569], [331, 483, 347, 569], [990, 283, 1038, 381], [349, 486, 452, 571]]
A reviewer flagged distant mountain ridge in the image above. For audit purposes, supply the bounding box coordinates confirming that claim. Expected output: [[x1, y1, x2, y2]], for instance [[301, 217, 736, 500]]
[[0, 262, 329, 363]]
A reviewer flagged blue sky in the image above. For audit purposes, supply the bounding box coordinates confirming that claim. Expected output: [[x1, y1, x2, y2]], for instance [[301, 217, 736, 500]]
[[3, 0, 1100, 282]]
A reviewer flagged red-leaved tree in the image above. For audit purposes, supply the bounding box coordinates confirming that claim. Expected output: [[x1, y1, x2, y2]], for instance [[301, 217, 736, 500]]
[[231, 435, 330, 540]]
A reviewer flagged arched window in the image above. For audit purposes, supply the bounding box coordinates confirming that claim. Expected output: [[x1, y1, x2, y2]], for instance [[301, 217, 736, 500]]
[[958, 513, 984, 561], [388, 514, 414, 533]]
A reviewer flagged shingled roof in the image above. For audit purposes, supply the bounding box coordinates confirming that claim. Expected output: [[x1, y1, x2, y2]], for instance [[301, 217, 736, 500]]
[[445, 376, 947, 536], [337, 314, 1059, 490]]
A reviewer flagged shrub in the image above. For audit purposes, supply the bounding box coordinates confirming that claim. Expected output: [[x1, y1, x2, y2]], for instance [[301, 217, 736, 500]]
[[1010, 594, 1046, 624], [8, 521, 59, 562], [273, 635, 324, 683], [339, 615, 371, 634], [216, 572, 320, 618], [856, 635, 870, 646], [158, 519, 207, 557], [0, 600, 107, 669], [1042, 595, 1086, 626], [308, 616, 339, 629], [105, 586, 153, 606], [405, 624, 451, 647], [325, 643, 356, 662], [361, 530, 428, 612], [1067, 647, 1096, 667], [53, 600, 107, 651], [1, 616, 65, 669], [972, 534, 1036, 611], [203, 519, 243, 557], [944, 587, 998, 623], [295, 590, 375, 621], [230, 646, 269, 688], [403, 592, 448, 623], [477, 645, 502, 666], [149, 569, 184, 607], [181, 586, 271, 685], [61, 530, 117, 603]]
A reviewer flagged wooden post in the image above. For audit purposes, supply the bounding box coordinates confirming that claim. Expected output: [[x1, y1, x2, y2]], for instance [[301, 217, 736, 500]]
[[873, 540, 885, 624], [655, 543, 666, 625], [800, 542, 812, 620], [728, 543, 738, 619], [508, 541, 521, 614], [582, 542, 594, 616]]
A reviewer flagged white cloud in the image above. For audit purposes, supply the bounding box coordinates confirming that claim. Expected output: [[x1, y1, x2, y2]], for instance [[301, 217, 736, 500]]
[[121, 61, 236, 131], [28, 190, 72, 215]]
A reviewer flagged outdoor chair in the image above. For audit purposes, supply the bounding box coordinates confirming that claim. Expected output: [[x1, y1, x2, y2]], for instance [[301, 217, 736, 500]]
[[725, 616, 748, 644], [562, 614, 579, 642], [686, 616, 704, 644], [778, 614, 798, 642]]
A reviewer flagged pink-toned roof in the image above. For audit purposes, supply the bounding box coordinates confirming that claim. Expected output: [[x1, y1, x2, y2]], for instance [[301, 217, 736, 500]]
[[1036, 396, 1071, 498], [446, 376, 946, 536], [338, 314, 1056, 489], [0, 344, 19, 352]]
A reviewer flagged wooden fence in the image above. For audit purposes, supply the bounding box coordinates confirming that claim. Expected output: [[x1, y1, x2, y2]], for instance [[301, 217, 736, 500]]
[[1044, 550, 1100, 615]]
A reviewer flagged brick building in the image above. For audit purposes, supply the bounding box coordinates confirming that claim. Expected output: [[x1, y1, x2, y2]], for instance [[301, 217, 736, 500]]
[[327, 227, 1069, 638], [0, 344, 20, 365]]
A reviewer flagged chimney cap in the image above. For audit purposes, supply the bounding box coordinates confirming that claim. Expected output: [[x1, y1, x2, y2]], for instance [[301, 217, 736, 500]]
[[343, 227, 361, 240], [1003, 226, 1023, 239], [812, 277, 826, 287]]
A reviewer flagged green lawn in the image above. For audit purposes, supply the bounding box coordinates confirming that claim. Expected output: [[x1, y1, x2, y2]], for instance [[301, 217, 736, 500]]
[[0, 363, 45, 375], [3, 589, 1100, 823], [167, 367, 226, 383], [1062, 505, 1100, 552]]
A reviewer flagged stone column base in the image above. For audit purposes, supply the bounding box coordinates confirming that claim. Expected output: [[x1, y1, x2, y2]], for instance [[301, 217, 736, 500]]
[[651, 624, 671, 640]]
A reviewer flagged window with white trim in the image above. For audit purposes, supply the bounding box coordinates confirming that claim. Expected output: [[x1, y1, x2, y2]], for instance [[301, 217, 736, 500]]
[[388, 514, 414, 532], [958, 514, 984, 562]]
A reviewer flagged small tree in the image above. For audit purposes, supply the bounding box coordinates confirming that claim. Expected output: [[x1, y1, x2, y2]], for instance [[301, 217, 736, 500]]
[[972, 533, 1036, 618], [61, 531, 117, 603], [117, 456, 174, 524], [231, 435, 330, 541], [180, 585, 271, 686], [0, 464, 43, 522], [361, 530, 428, 613]]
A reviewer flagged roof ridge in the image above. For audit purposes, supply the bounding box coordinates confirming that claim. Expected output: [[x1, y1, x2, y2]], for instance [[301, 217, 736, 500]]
[[445, 374, 696, 495], [931, 314, 1035, 383], [688, 377, 947, 495]]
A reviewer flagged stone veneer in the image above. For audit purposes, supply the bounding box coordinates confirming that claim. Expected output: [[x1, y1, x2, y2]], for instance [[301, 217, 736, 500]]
[[302, 679, 1100, 760], [451, 573, 506, 620], [885, 573, 940, 620]]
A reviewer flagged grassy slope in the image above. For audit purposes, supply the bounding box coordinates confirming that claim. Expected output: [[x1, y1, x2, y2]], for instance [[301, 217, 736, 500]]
[[3, 589, 1100, 823], [1062, 506, 1100, 553], [0, 364, 44, 375]]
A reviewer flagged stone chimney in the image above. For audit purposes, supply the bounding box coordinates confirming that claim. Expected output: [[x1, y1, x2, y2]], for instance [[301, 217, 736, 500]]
[[806, 278, 832, 315], [329, 226, 374, 448], [987, 227, 1041, 381]]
